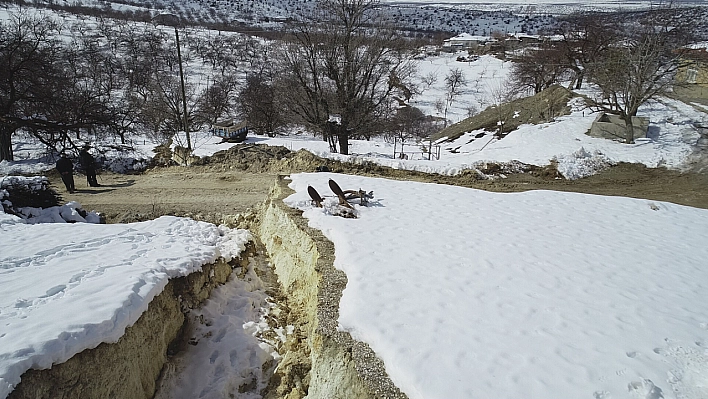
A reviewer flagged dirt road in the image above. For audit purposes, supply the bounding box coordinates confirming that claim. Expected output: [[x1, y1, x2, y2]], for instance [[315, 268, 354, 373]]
[[46, 144, 708, 225], [57, 167, 277, 224]]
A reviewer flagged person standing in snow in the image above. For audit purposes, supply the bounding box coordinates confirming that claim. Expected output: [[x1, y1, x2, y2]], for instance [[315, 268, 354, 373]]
[[56, 153, 75, 194], [79, 145, 100, 187]]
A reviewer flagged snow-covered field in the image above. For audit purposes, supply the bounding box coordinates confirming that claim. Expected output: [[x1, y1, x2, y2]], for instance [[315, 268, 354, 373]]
[[3, 161, 708, 398], [2, 5, 708, 398], [285, 172, 708, 399], [382, 0, 702, 6], [413, 54, 513, 124], [0, 212, 253, 398]]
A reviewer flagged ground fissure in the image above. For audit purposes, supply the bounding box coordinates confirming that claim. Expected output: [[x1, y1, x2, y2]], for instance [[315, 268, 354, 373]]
[[23, 145, 708, 399]]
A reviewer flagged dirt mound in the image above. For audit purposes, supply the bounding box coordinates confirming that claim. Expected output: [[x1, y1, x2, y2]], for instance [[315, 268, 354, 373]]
[[433, 85, 579, 143], [193, 143, 557, 184], [199, 145, 708, 209], [196, 144, 294, 172], [194, 144, 427, 177]]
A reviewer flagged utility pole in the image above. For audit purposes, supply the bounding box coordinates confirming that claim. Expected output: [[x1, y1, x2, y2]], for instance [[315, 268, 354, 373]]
[[174, 27, 191, 150]]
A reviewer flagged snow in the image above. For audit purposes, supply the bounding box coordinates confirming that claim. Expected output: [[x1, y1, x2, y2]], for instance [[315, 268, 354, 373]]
[[445, 32, 491, 42], [14, 200, 103, 224], [245, 92, 703, 179], [413, 54, 514, 125], [1, 8, 707, 397], [154, 262, 277, 399], [0, 211, 252, 398], [237, 55, 704, 179], [285, 172, 708, 399], [381, 0, 700, 9], [689, 41, 708, 50]]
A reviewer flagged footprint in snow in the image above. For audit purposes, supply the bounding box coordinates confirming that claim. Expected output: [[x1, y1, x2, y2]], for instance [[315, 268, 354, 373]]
[[14, 299, 32, 308], [41, 285, 66, 298], [627, 379, 664, 399]]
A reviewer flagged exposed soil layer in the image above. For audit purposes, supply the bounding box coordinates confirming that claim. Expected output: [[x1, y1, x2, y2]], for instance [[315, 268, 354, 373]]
[[257, 177, 406, 399], [432, 85, 577, 142], [8, 255, 253, 399], [51, 167, 277, 224]]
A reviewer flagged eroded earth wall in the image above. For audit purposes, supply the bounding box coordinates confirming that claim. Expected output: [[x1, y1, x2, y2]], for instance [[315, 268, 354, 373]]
[[7, 256, 250, 399], [257, 176, 407, 399]]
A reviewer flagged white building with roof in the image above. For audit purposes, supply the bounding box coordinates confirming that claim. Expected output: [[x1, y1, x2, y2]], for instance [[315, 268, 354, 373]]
[[442, 33, 491, 51]]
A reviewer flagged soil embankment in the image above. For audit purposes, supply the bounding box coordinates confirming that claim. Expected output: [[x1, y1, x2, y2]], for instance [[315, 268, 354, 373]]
[[257, 176, 406, 399]]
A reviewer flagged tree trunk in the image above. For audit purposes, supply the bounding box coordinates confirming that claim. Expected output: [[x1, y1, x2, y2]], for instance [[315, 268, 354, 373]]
[[328, 134, 338, 153], [338, 130, 349, 155], [0, 127, 14, 162], [575, 71, 584, 89], [326, 122, 339, 153], [624, 115, 635, 144]]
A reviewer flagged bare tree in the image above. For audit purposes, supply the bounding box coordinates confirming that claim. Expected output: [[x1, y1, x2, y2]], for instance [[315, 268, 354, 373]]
[[190, 33, 253, 76], [238, 73, 285, 137], [484, 81, 518, 137], [445, 68, 467, 106], [387, 106, 424, 146], [510, 44, 568, 94], [556, 13, 619, 90], [386, 105, 443, 159], [278, 0, 414, 155], [440, 68, 467, 126], [420, 71, 438, 93], [195, 73, 239, 126], [587, 10, 696, 143], [145, 72, 199, 145], [0, 13, 61, 161], [0, 12, 112, 160]]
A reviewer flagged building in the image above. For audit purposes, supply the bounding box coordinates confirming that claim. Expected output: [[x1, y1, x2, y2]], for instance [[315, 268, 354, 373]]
[[442, 33, 490, 52], [672, 46, 708, 103], [211, 119, 248, 143]]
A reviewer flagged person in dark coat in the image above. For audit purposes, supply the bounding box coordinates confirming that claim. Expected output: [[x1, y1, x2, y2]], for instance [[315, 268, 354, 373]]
[[56, 153, 75, 194], [79, 145, 100, 187]]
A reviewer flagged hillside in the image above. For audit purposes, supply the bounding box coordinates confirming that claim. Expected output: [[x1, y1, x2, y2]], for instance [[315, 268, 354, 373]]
[[15, 0, 706, 39], [432, 85, 577, 143]]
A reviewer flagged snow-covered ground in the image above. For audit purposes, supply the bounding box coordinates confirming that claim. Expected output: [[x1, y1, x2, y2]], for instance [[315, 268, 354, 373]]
[[413, 54, 513, 125], [382, 0, 694, 6], [1, 34, 705, 180], [0, 211, 253, 398], [285, 172, 708, 399], [241, 95, 705, 179], [153, 257, 278, 399], [383, 0, 707, 15], [3, 161, 708, 398], [1, 11, 708, 398]]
